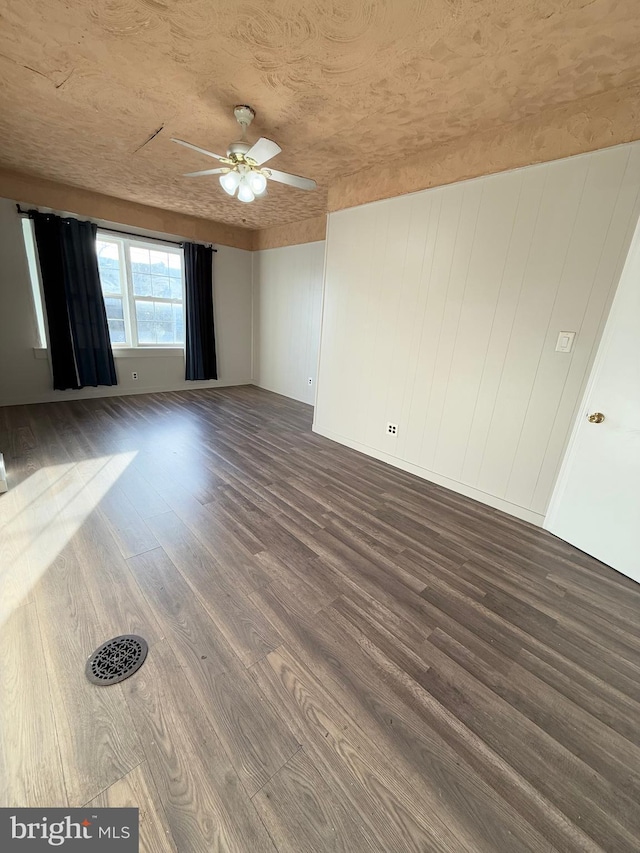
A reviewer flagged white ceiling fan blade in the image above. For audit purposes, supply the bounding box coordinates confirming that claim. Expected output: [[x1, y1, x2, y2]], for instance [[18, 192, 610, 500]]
[[183, 167, 227, 177], [171, 137, 227, 161], [245, 137, 282, 165], [265, 168, 317, 191]]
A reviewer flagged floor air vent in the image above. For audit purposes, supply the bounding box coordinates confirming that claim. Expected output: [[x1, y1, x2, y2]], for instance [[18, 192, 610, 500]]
[[85, 634, 148, 685]]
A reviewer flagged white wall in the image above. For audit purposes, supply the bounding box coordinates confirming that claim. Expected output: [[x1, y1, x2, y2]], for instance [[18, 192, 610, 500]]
[[252, 241, 324, 405], [315, 142, 640, 524], [0, 198, 253, 406]]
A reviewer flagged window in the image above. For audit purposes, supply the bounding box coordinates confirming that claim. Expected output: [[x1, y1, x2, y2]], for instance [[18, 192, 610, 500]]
[[22, 224, 185, 349], [96, 235, 185, 347]]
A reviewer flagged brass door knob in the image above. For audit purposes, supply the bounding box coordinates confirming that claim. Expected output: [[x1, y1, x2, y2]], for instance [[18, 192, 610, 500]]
[[587, 412, 605, 423]]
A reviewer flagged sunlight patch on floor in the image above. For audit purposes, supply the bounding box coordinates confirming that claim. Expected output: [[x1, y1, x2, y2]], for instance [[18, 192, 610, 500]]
[[0, 452, 137, 628]]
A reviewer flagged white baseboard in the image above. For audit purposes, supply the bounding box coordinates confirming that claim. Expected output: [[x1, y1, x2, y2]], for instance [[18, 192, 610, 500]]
[[0, 380, 252, 408], [253, 380, 313, 406], [312, 423, 545, 527]]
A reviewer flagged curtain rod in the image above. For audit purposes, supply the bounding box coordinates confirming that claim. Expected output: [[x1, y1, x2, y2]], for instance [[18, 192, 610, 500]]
[[16, 205, 217, 252]]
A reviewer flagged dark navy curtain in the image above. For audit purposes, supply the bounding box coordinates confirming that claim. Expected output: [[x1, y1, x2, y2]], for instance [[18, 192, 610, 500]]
[[30, 211, 117, 390], [184, 242, 218, 381]]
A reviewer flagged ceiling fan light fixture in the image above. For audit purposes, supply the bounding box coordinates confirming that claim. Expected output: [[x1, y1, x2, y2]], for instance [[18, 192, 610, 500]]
[[248, 170, 267, 196], [173, 105, 316, 203], [219, 170, 241, 195], [237, 178, 255, 203]]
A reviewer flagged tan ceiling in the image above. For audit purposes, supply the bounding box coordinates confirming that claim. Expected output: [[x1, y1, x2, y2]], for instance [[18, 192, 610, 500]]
[[1, 0, 639, 230]]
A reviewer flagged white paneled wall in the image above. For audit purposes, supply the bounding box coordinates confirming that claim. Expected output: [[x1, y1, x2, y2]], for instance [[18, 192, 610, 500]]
[[315, 143, 640, 523], [252, 242, 325, 405]]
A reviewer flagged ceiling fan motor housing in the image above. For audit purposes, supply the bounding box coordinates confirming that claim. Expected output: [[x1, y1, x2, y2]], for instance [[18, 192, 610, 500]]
[[228, 105, 256, 162], [227, 140, 251, 160]]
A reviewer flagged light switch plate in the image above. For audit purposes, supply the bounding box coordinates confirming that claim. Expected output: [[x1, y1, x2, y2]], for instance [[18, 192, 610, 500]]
[[555, 331, 576, 353]]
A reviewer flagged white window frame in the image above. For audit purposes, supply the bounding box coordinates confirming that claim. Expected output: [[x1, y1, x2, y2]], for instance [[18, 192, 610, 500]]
[[22, 221, 186, 352], [97, 231, 186, 349], [96, 235, 129, 347]]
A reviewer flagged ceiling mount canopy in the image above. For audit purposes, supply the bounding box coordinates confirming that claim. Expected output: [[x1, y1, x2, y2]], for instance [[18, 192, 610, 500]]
[[172, 105, 317, 204]]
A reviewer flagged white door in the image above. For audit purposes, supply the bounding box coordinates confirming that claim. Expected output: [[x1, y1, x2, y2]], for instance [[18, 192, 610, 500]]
[[545, 219, 640, 582]]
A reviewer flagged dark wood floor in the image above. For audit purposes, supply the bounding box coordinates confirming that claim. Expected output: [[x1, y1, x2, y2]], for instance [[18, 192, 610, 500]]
[[1, 386, 639, 852]]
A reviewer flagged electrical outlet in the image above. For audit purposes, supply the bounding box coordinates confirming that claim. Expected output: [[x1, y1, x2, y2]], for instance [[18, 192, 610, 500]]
[[308, 377, 313, 386], [386, 422, 398, 436], [131, 371, 138, 380]]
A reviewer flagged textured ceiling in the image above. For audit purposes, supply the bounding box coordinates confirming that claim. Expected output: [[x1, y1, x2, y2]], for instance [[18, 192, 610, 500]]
[[0, 0, 639, 229]]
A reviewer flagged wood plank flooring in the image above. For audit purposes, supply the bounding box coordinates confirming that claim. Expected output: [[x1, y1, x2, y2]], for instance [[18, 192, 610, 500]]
[[1, 385, 639, 852]]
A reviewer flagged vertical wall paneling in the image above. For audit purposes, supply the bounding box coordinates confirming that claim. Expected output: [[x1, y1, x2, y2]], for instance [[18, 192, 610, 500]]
[[252, 242, 325, 405], [314, 142, 640, 523]]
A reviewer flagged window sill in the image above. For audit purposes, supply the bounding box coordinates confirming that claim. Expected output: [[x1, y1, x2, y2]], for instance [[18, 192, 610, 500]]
[[111, 347, 185, 358], [33, 347, 184, 360]]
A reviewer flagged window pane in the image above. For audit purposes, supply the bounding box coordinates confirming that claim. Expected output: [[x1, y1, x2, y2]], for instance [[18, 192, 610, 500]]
[[156, 323, 174, 343], [152, 275, 171, 299], [134, 299, 183, 345], [97, 240, 121, 294], [107, 319, 126, 343], [149, 250, 170, 275], [137, 321, 155, 344], [105, 298, 126, 344], [173, 303, 184, 343], [129, 246, 150, 275], [99, 266, 120, 291], [105, 296, 124, 320], [132, 272, 152, 296], [155, 302, 172, 322], [135, 300, 154, 323], [168, 254, 182, 278], [169, 276, 182, 299]]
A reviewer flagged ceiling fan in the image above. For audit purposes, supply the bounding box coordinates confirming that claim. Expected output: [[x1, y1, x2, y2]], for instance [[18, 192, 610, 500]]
[[171, 105, 317, 203]]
